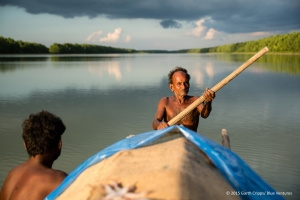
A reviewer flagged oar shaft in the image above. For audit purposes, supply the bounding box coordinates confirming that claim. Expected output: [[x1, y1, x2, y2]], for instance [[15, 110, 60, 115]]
[[167, 47, 269, 126]]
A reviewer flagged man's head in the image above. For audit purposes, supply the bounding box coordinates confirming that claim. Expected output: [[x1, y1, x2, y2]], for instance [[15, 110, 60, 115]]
[[22, 110, 66, 157], [168, 67, 191, 97], [168, 67, 190, 84]]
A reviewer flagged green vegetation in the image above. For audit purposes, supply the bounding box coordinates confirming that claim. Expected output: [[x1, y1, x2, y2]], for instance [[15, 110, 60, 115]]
[[49, 43, 136, 54], [0, 36, 48, 54], [0, 32, 299, 54], [178, 32, 300, 53]]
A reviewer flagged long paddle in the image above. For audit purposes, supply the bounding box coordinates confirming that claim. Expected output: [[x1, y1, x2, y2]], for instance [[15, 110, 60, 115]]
[[167, 46, 269, 126]]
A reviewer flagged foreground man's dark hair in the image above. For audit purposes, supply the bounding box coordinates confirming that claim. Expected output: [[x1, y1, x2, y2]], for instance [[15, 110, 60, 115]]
[[22, 110, 66, 156]]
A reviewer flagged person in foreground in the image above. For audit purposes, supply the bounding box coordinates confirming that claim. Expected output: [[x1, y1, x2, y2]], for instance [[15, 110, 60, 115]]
[[0, 110, 67, 200], [152, 67, 215, 132]]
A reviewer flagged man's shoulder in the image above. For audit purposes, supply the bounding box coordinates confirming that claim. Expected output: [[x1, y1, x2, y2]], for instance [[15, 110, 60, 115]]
[[27, 168, 67, 193], [0, 164, 67, 200], [43, 169, 67, 182], [41, 169, 67, 194], [159, 96, 170, 103], [52, 169, 68, 177], [3, 162, 27, 181], [8, 165, 66, 182], [160, 96, 170, 100], [0, 163, 30, 199]]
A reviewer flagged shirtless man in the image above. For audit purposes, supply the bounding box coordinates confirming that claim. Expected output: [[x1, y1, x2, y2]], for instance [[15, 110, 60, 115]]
[[0, 110, 67, 200], [152, 67, 215, 132]]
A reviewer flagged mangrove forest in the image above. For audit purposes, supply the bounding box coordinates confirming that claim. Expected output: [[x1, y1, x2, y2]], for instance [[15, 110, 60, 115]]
[[0, 32, 299, 54]]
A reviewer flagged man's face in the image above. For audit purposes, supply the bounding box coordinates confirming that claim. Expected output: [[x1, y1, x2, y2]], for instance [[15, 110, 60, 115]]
[[170, 71, 190, 97]]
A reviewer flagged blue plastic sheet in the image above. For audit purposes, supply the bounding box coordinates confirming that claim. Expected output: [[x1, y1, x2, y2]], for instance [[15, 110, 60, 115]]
[[46, 125, 283, 200]]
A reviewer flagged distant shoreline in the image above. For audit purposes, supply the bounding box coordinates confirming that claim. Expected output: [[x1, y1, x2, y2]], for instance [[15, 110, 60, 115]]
[[1, 32, 300, 54]]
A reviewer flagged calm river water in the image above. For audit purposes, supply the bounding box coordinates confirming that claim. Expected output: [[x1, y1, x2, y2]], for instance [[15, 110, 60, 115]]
[[0, 53, 299, 199]]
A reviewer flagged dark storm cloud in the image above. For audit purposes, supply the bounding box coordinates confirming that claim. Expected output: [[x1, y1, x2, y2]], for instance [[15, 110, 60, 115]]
[[1, 0, 299, 33], [160, 19, 182, 29]]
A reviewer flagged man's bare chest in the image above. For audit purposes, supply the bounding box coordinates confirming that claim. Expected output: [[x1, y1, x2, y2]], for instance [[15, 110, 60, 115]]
[[165, 104, 199, 122]]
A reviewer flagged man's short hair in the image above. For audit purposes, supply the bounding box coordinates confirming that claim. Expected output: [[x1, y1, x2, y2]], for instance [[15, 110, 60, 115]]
[[22, 110, 66, 157], [168, 66, 191, 84]]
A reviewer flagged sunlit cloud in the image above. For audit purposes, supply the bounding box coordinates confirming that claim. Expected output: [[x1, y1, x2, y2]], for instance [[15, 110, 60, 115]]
[[124, 35, 132, 43], [186, 19, 217, 40], [204, 28, 216, 40], [99, 28, 122, 42], [186, 19, 205, 37], [85, 30, 103, 41]]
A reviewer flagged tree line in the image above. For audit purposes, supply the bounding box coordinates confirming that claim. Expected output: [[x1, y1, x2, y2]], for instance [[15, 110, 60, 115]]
[[178, 32, 300, 53], [0, 36, 136, 54], [0, 32, 299, 54], [0, 36, 48, 54], [49, 43, 136, 54]]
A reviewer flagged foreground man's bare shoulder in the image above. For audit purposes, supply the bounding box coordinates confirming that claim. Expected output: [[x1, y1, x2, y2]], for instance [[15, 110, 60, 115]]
[[31, 169, 67, 197], [46, 169, 67, 185], [0, 166, 28, 200]]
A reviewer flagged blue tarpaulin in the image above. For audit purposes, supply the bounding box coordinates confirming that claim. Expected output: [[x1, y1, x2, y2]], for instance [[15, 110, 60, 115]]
[[46, 125, 283, 200]]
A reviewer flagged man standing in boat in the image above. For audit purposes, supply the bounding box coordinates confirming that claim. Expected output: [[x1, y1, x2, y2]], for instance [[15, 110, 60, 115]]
[[152, 67, 215, 132], [0, 110, 67, 200]]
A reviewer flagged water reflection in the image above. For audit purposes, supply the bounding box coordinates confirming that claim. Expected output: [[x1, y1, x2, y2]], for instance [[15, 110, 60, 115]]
[[205, 62, 214, 78], [0, 56, 49, 62], [192, 68, 204, 88], [88, 62, 122, 80], [49, 55, 120, 62], [1, 54, 300, 75], [213, 53, 300, 74], [0, 62, 47, 73]]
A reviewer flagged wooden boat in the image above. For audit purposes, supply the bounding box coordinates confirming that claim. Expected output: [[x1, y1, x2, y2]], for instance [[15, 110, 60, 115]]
[[46, 125, 283, 200]]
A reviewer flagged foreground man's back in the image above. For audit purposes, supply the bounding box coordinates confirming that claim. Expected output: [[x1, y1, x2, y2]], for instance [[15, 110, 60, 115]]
[[0, 160, 66, 200], [0, 110, 67, 200]]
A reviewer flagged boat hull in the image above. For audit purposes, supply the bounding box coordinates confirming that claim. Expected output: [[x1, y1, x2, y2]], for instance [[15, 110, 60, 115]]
[[46, 125, 283, 200]]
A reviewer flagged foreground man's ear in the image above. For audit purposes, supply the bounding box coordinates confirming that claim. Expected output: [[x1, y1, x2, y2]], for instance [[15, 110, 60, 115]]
[[58, 140, 62, 150]]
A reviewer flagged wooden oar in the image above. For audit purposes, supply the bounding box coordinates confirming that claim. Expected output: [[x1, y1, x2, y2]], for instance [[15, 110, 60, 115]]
[[167, 46, 269, 126]]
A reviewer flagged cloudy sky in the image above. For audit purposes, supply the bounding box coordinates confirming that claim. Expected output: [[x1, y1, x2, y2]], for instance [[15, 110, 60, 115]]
[[0, 0, 299, 50]]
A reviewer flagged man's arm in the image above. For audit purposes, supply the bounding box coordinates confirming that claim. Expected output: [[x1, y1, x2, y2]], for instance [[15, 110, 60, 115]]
[[0, 168, 17, 200], [199, 88, 215, 118], [200, 101, 212, 118], [152, 97, 168, 130], [0, 176, 9, 200]]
